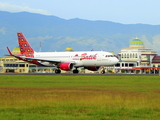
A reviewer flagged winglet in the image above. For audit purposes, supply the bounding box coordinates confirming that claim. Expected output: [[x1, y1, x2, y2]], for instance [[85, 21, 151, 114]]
[[6, 47, 13, 55]]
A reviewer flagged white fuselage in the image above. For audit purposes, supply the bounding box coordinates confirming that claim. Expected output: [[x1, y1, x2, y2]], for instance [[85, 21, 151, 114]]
[[34, 51, 119, 67]]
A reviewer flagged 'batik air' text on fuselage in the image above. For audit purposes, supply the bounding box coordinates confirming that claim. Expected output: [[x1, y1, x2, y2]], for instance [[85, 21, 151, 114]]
[[33, 51, 118, 67]]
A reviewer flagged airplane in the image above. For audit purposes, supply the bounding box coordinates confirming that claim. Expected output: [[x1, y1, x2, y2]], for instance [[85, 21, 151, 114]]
[[7, 33, 119, 74]]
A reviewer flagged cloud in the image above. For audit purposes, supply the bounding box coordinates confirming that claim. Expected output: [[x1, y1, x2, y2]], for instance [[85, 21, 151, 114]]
[[0, 2, 51, 15], [36, 36, 53, 41], [29, 36, 53, 42], [0, 27, 6, 34]]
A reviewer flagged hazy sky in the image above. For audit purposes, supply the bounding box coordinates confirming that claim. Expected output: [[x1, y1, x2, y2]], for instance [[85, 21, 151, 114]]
[[0, 0, 160, 25]]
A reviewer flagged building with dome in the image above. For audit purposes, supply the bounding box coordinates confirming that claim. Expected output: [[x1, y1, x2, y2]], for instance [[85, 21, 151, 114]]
[[12, 47, 21, 55], [115, 37, 160, 74], [64, 47, 74, 52], [129, 37, 145, 48]]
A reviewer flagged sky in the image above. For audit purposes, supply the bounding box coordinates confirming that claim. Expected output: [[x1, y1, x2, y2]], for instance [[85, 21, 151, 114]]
[[0, 0, 160, 25]]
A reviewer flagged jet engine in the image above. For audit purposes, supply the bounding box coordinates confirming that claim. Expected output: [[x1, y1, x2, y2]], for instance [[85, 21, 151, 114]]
[[59, 62, 74, 71], [85, 66, 100, 71]]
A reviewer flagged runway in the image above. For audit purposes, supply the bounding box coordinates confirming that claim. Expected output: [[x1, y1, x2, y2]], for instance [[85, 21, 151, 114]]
[[0, 73, 159, 76]]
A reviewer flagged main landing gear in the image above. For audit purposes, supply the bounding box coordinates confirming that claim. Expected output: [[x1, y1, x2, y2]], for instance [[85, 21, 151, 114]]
[[55, 69, 61, 74], [55, 69, 79, 74], [73, 69, 79, 74]]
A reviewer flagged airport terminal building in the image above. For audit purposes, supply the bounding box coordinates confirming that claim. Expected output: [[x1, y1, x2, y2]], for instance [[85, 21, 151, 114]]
[[115, 37, 160, 74]]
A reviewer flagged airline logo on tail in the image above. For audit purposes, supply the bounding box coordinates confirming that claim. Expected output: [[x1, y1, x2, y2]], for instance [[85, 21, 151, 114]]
[[17, 33, 34, 57]]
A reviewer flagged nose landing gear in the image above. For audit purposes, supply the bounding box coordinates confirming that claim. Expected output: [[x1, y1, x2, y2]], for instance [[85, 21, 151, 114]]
[[101, 70, 105, 74]]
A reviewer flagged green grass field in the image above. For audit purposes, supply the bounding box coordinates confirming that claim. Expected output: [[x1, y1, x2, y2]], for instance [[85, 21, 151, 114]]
[[0, 75, 160, 120]]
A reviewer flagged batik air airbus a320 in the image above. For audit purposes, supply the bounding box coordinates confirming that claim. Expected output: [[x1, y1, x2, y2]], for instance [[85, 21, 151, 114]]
[[7, 33, 119, 74]]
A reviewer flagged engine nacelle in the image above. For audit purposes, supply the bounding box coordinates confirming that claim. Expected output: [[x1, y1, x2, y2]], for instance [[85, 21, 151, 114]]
[[85, 66, 100, 71], [59, 62, 74, 71]]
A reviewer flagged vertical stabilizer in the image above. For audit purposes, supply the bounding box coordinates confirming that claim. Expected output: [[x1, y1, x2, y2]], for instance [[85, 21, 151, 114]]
[[17, 33, 34, 58]]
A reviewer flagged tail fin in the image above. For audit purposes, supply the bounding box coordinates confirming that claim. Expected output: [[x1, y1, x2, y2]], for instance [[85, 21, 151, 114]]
[[17, 33, 34, 58]]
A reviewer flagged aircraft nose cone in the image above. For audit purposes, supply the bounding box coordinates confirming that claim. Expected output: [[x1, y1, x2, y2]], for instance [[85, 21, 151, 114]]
[[114, 58, 119, 64], [116, 58, 119, 63]]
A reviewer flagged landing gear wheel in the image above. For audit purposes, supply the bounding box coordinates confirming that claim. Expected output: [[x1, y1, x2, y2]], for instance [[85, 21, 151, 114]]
[[55, 69, 61, 74], [73, 69, 79, 74]]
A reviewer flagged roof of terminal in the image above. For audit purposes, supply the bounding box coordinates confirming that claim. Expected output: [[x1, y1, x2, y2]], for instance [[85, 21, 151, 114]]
[[130, 37, 144, 45]]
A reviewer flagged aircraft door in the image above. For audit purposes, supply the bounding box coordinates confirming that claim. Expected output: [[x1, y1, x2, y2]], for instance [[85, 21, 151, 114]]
[[97, 54, 101, 61]]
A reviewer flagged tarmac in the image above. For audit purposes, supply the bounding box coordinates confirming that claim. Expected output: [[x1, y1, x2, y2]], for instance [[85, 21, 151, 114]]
[[0, 73, 159, 76]]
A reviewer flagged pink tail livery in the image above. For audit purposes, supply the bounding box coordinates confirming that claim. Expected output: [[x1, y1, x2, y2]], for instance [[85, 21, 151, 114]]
[[17, 33, 34, 58]]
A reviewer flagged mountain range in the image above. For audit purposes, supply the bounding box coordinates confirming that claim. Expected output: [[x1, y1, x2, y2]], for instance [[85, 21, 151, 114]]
[[0, 11, 160, 57]]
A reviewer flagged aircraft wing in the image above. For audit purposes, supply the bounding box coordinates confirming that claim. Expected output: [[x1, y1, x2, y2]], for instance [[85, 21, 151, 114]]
[[18, 56, 75, 65], [7, 47, 75, 65], [20, 56, 60, 63]]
